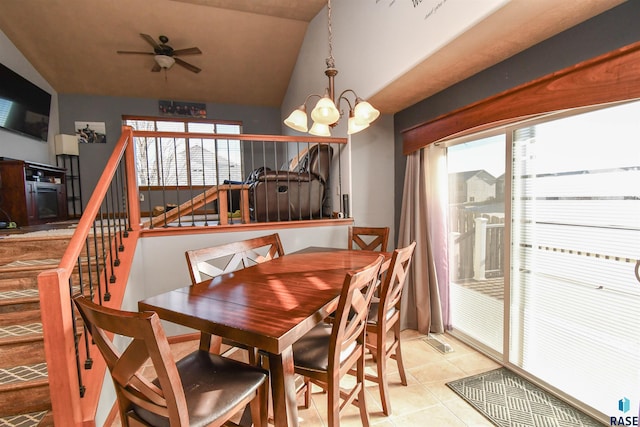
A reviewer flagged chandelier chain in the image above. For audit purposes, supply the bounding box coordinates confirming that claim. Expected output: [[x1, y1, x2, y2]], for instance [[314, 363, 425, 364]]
[[326, 0, 335, 69]]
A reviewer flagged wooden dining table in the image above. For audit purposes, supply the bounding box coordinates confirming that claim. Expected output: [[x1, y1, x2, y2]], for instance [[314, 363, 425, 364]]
[[138, 248, 390, 427]]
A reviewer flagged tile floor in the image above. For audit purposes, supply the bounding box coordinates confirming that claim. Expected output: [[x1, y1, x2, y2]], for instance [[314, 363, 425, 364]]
[[117, 330, 501, 427]]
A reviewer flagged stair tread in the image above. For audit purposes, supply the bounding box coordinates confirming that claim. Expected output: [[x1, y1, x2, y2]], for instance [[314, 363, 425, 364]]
[[2, 259, 60, 267], [0, 289, 39, 301], [0, 363, 48, 386], [0, 411, 49, 427], [0, 323, 43, 340]]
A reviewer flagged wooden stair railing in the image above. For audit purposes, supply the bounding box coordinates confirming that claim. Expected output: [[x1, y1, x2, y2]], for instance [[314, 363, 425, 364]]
[[37, 126, 141, 427]]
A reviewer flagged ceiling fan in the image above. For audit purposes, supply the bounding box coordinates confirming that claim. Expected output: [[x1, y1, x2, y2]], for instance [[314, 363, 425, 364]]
[[117, 34, 202, 73]]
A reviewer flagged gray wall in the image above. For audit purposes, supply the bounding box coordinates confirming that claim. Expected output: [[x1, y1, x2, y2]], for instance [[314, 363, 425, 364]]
[[58, 94, 282, 208], [392, 0, 640, 236]]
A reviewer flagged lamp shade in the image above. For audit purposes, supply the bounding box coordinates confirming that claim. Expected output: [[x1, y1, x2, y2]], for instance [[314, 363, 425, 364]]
[[347, 115, 369, 135], [353, 100, 380, 125], [284, 106, 309, 132], [309, 122, 331, 137], [54, 134, 79, 156], [154, 55, 175, 69], [311, 96, 340, 125]]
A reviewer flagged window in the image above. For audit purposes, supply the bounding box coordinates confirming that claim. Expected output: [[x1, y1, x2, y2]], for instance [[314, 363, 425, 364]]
[[123, 116, 243, 187]]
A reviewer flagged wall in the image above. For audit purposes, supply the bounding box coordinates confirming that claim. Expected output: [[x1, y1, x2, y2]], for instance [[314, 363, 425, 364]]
[[58, 93, 282, 208], [0, 29, 59, 164], [392, 0, 640, 235]]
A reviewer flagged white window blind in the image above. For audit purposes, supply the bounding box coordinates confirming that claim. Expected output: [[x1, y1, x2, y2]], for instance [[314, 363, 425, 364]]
[[509, 100, 640, 416]]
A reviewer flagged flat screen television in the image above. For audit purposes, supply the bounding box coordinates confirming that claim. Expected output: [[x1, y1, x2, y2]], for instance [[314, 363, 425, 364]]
[[0, 62, 52, 142]]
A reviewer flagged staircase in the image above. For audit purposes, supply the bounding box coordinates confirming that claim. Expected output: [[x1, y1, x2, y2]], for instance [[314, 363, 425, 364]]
[[0, 231, 93, 426]]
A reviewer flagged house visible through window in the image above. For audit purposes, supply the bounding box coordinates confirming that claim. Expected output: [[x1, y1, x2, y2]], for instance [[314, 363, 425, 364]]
[[123, 116, 243, 187]]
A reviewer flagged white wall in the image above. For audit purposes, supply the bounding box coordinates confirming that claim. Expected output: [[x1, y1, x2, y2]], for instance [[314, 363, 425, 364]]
[[0, 29, 59, 164], [125, 226, 351, 335]]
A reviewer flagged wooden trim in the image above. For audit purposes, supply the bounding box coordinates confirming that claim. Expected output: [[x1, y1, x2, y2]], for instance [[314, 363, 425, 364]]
[[402, 41, 640, 155], [122, 114, 243, 126], [139, 218, 354, 238], [131, 130, 348, 144]]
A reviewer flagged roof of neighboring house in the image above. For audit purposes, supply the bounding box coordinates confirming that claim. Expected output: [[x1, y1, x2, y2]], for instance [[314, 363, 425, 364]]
[[449, 170, 496, 184]]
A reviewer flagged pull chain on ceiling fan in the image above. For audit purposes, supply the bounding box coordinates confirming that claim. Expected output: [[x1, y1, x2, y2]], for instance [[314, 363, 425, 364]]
[[117, 33, 202, 74]]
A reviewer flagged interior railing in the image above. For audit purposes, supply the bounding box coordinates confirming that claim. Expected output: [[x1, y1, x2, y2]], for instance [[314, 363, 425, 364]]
[[38, 125, 140, 426], [36, 126, 348, 426], [133, 132, 348, 228]]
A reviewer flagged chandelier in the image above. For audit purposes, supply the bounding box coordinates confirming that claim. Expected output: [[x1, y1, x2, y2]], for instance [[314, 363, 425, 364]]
[[283, 0, 380, 136]]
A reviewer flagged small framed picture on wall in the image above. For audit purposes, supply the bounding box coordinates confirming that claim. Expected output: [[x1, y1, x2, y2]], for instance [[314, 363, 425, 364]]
[[159, 100, 206, 118], [75, 121, 106, 144]]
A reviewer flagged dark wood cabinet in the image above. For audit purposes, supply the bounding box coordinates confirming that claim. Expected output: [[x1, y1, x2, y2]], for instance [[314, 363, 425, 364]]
[[0, 159, 68, 226]]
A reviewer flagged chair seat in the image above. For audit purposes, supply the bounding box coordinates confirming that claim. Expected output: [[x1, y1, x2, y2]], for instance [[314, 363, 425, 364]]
[[134, 350, 268, 426], [292, 323, 356, 373], [366, 302, 397, 324]]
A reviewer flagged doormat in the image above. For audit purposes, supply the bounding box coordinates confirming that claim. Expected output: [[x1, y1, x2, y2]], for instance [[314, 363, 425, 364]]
[[446, 368, 603, 426]]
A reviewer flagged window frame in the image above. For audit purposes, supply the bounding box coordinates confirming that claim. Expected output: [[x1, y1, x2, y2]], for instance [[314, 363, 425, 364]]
[[122, 115, 243, 188]]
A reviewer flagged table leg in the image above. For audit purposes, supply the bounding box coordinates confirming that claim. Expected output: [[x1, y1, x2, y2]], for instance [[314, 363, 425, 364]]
[[268, 347, 299, 427]]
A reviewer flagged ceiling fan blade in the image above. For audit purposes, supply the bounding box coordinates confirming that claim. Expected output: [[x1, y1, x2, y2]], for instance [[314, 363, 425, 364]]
[[117, 50, 154, 55], [140, 33, 160, 49], [151, 63, 162, 72], [173, 47, 202, 56], [175, 58, 201, 73]]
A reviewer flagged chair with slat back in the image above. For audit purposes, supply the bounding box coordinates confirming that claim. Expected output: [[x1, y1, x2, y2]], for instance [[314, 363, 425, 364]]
[[184, 233, 285, 359], [292, 255, 384, 427], [364, 241, 416, 416], [348, 226, 390, 252], [73, 294, 268, 427], [185, 233, 284, 284]]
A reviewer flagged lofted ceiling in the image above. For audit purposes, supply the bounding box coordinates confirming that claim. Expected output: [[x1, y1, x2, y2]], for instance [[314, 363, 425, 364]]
[[0, 0, 625, 115]]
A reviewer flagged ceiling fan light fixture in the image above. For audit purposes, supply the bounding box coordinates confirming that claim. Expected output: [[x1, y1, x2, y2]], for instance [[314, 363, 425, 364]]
[[154, 54, 175, 69]]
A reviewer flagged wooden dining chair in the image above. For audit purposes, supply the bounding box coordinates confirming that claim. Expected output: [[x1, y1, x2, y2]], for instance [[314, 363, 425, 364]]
[[364, 241, 416, 416], [348, 226, 390, 252], [185, 233, 284, 357], [73, 294, 268, 427], [292, 255, 384, 427], [185, 233, 284, 284]]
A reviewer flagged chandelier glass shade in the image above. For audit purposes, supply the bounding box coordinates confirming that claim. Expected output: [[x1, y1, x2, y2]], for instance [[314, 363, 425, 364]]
[[284, 0, 379, 136], [154, 54, 175, 69]]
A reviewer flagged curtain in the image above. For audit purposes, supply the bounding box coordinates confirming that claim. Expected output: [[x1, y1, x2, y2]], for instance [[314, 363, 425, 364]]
[[399, 144, 449, 333]]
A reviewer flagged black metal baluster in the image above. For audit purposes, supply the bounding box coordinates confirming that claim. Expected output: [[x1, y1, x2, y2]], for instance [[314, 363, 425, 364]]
[[173, 137, 182, 227], [69, 271, 86, 397], [108, 180, 120, 270], [114, 164, 125, 252], [97, 206, 111, 301], [105, 187, 116, 283]]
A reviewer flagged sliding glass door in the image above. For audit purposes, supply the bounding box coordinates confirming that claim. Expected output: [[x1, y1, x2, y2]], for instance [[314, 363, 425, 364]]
[[446, 99, 640, 418], [448, 135, 505, 355], [509, 101, 640, 416]]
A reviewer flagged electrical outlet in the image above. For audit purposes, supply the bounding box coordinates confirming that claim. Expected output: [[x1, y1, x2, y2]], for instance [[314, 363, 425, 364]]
[[139, 193, 144, 202]]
